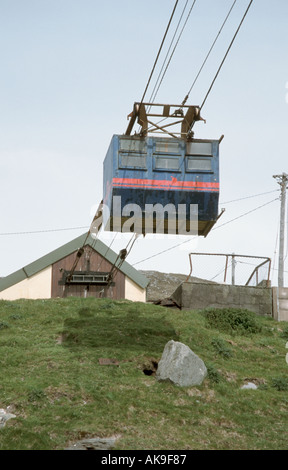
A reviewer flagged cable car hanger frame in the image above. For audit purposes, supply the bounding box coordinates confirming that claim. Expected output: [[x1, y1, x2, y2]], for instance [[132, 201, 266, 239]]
[[125, 102, 206, 140]]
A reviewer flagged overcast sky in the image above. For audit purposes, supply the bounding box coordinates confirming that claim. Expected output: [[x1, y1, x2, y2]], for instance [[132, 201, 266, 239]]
[[0, 0, 288, 286]]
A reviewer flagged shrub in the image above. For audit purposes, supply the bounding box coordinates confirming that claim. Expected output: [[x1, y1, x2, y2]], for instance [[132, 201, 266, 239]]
[[211, 338, 232, 359], [271, 376, 288, 391], [203, 308, 262, 335], [9, 314, 22, 320], [279, 325, 288, 340], [27, 388, 47, 402], [206, 364, 222, 383], [0, 320, 9, 330]]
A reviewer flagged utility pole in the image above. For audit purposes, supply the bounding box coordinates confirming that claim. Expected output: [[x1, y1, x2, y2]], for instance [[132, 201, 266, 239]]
[[231, 253, 236, 286], [273, 173, 288, 287]]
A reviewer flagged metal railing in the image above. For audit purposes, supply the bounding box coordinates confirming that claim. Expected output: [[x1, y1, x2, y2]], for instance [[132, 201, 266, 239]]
[[186, 252, 271, 287]]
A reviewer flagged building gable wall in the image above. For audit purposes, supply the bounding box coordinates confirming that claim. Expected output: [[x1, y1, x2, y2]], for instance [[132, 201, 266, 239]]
[[0, 266, 52, 300], [125, 277, 146, 302], [51, 246, 125, 299]]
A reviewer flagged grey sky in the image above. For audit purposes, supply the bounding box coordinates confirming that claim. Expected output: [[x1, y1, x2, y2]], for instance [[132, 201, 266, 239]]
[[0, 0, 287, 285]]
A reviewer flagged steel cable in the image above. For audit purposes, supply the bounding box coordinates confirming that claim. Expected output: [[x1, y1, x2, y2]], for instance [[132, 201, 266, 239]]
[[139, 0, 179, 106]]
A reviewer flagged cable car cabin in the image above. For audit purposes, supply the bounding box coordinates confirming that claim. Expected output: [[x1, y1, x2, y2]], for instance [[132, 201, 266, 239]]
[[103, 134, 220, 236]]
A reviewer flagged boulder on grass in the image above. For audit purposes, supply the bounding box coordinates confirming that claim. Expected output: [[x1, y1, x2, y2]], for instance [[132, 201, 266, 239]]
[[0, 408, 16, 428], [156, 340, 207, 387]]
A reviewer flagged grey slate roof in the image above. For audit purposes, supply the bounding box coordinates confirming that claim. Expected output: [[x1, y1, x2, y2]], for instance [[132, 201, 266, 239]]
[[0, 232, 149, 293]]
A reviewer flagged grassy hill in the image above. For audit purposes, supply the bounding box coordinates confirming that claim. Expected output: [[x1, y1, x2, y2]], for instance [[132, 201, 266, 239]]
[[0, 297, 288, 450]]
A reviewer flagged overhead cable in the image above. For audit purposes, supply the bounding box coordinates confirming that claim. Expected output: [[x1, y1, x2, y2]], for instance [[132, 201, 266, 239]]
[[182, 0, 237, 106], [0, 226, 89, 236], [199, 0, 254, 112], [0, 191, 278, 239], [132, 197, 278, 266], [220, 189, 280, 205], [147, 0, 190, 109], [139, 0, 179, 105], [149, 0, 197, 105], [213, 197, 278, 231]]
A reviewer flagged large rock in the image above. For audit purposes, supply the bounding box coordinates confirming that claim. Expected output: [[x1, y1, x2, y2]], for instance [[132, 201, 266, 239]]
[[156, 340, 207, 387]]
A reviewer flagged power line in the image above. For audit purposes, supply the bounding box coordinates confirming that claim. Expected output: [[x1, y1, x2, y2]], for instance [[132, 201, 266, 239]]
[[220, 189, 280, 205], [213, 197, 278, 231], [270, 265, 288, 275], [133, 236, 196, 267], [132, 197, 279, 267], [0, 226, 89, 236], [0, 194, 279, 239]]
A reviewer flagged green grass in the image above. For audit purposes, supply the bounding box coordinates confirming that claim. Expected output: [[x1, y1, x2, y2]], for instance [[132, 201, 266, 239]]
[[0, 297, 287, 450]]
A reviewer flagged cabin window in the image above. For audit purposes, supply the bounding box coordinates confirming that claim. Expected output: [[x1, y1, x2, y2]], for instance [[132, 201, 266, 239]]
[[186, 157, 212, 172], [154, 140, 181, 155], [119, 138, 147, 153], [186, 142, 212, 156], [154, 156, 180, 171], [119, 154, 147, 169]]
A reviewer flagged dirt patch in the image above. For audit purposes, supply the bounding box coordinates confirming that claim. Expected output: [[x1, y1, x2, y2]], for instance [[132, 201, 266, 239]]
[[141, 357, 158, 376]]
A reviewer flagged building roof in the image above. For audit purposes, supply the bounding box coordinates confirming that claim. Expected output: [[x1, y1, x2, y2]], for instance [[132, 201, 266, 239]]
[[0, 232, 149, 292]]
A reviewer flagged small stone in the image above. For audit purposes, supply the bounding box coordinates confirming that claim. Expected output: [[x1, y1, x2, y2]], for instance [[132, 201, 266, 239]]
[[0, 409, 16, 428], [241, 382, 258, 390], [65, 437, 117, 450]]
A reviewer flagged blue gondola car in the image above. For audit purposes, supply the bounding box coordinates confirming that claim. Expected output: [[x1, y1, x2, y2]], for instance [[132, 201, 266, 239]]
[[102, 102, 221, 236], [103, 134, 220, 236]]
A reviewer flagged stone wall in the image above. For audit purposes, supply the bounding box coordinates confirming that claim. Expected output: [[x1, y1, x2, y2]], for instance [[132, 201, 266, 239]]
[[171, 282, 273, 316]]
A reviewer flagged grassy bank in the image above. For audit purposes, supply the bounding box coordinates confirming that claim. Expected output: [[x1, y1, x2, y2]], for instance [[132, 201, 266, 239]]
[[0, 297, 287, 450]]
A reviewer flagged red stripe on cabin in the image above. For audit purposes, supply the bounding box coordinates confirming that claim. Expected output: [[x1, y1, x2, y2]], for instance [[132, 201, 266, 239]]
[[112, 177, 219, 192]]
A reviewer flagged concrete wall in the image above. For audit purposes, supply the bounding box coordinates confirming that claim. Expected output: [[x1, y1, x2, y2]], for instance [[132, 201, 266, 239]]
[[172, 282, 273, 316], [272, 287, 288, 321], [0, 267, 52, 300]]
